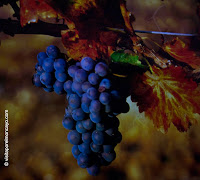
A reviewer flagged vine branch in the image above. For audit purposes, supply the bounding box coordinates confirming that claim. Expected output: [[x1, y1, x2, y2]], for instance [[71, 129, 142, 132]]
[[0, 19, 67, 37]]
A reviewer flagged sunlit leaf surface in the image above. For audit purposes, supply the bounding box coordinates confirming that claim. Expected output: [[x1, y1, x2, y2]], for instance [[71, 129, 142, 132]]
[[163, 37, 200, 69], [143, 66, 200, 132]]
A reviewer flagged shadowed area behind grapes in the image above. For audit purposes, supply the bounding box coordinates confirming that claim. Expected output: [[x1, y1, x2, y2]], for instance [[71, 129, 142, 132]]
[[0, 0, 200, 179]]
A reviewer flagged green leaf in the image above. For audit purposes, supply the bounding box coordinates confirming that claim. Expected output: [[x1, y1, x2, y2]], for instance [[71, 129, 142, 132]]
[[111, 50, 147, 68]]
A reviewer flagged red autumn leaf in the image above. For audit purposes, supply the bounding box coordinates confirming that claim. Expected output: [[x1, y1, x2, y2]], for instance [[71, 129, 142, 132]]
[[163, 37, 200, 69], [20, 0, 58, 27], [61, 29, 119, 60], [137, 66, 200, 133]]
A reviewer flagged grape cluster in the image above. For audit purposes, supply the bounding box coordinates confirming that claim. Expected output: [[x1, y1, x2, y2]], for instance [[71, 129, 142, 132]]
[[32, 46, 129, 176], [32, 45, 69, 95], [63, 57, 129, 175]]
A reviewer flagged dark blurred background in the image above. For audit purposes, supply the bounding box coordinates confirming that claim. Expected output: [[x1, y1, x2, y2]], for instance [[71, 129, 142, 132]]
[[0, 0, 200, 179]]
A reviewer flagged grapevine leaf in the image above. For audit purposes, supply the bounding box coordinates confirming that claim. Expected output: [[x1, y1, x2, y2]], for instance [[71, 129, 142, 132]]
[[61, 29, 120, 60], [139, 66, 200, 133], [20, 0, 59, 27], [19, 0, 127, 60], [111, 51, 147, 68], [163, 37, 200, 69]]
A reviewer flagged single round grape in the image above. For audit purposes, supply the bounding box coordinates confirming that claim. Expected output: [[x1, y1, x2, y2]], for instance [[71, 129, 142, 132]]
[[87, 87, 98, 100], [53, 80, 64, 95], [55, 71, 67, 82], [46, 45, 59, 58], [68, 65, 79, 78], [92, 130, 104, 145], [90, 113, 101, 123], [72, 81, 83, 96], [72, 145, 81, 159], [87, 164, 100, 176], [75, 69, 88, 83], [103, 145, 114, 153], [77, 153, 91, 168], [37, 52, 47, 65], [68, 94, 81, 109], [90, 142, 102, 153], [62, 117, 75, 130], [43, 87, 53, 92], [76, 121, 87, 133], [63, 80, 73, 94], [82, 119, 94, 130], [99, 92, 111, 105], [78, 142, 91, 154], [102, 151, 116, 162], [42, 58, 54, 72], [99, 78, 111, 89], [82, 132, 92, 143], [81, 57, 95, 71], [81, 93, 91, 104], [54, 58, 67, 72], [67, 130, 81, 145], [32, 73, 43, 87], [81, 103, 90, 113], [72, 108, 85, 121], [82, 81, 92, 92], [95, 62, 108, 77], [89, 100, 101, 113], [88, 73, 100, 85], [40, 72, 53, 86]]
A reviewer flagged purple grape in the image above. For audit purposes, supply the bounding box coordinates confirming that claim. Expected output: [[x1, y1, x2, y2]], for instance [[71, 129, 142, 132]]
[[76, 121, 87, 133], [92, 130, 104, 145], [89, 100, 101, 113], [67, 130, 81, 145], [77, 153, 91, 168], [99, 92, 111, 105], [75, 69, 88, 83], [72, 108, 85, 121], [81, 57, 95, 71], [68, 65, 79, 78], [46, 45, 59, 58], [54, 58, 67, 72], [88, 73, 100, 85], [95, 62, 108, 77], [32, 73, 43, 87], [72, 145, 81, 159], [42, 58, 54, 72], [87, 164, 100, 176], [64, 80, 73, 94], [62, 117, 75, 130], [55, 71, 67, 82], [68, 94, 81, 109], [37, 52, 47, 65], [40, 72, 53, 86], [87, 87, 98, 100]]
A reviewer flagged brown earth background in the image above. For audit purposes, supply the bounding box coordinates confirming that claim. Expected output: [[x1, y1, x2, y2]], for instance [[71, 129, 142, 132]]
[[0, 0, 200, 179]]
